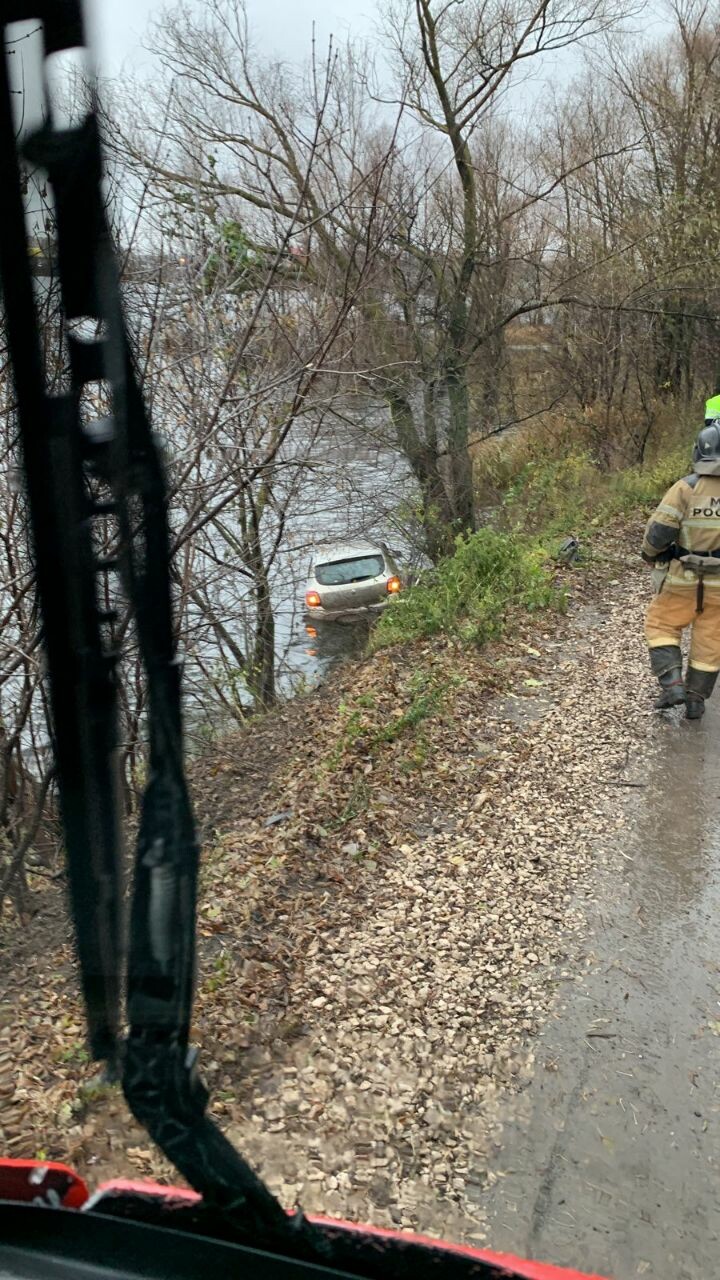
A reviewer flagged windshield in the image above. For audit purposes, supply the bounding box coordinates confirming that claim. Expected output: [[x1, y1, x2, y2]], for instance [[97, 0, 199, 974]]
[[4, 4, 715, 1280], [315, 554, 384, 585]]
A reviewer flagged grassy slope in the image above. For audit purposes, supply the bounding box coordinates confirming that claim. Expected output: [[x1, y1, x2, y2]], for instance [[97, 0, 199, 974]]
[[0, 433, 683, 1198]]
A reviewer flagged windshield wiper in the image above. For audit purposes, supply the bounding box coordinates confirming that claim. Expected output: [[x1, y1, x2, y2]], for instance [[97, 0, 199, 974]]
[[0, 2, 326, 1263]]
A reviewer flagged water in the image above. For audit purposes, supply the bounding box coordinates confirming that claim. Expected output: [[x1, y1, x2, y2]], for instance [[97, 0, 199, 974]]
[[274, 418, 414, 690], [178, 408, 417, 742]]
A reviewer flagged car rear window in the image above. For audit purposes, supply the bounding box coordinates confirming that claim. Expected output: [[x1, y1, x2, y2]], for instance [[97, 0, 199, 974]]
[[315, 554, 384, 585]]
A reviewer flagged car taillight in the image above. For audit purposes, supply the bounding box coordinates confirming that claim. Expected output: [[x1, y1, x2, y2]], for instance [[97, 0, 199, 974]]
[[306, 590, 321, 608], [386, 576, 401, 594]]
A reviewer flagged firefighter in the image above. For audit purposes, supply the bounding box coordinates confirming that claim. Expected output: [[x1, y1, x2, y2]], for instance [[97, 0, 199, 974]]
[[643, 417, 720, 719]]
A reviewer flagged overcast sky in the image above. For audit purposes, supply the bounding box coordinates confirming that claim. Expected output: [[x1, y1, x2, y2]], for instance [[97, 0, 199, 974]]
[[89, 0, 377, 73], [7, 0, 674, 131], [84, 0, 674, 113]]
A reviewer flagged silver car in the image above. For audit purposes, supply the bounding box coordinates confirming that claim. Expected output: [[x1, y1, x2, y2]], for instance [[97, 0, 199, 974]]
[[304, 541, 402, 620]]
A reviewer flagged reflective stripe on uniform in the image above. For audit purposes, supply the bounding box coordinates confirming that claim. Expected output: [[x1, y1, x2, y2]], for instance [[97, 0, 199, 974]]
[[657, 502, 684, 521], [646, 585, 720, 669], [665, 570, 720, 588]]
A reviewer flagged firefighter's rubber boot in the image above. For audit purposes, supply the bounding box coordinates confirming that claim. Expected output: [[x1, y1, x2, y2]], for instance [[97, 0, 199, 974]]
[[649, 645, 685, 709], [685, 666, 718, 720]]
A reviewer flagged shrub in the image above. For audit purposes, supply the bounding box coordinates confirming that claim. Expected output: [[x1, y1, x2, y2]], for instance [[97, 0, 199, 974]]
[[374, 528, 559, 649], [377, 428, 695, 654], [501, 439, 695, 536], [607, 443, 693, 514], [503, 451, 600, 537]]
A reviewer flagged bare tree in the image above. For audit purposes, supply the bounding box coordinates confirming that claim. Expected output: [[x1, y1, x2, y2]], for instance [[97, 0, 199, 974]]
[[0, 266, 61, 917], [376, 0, 632, 536], [115, 0, 632, 557], [106, 31, 400, 717], [541, 0, 720, 461]]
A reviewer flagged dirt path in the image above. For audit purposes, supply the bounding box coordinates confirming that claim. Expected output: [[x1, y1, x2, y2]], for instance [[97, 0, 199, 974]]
[[215, 556, 720, 1277], [3, 543, 718, 1277], [477, 626, 720, 1278]]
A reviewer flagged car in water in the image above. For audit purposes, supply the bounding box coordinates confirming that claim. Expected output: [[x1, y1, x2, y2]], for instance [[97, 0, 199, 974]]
[[304, 541, 402, 620]]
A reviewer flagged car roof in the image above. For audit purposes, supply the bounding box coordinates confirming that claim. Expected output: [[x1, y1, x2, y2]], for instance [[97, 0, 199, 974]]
[[313, 541, 385, 564]]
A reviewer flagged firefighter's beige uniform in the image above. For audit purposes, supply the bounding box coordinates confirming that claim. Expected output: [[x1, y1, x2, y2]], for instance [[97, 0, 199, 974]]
[[644, 473, 720, 672]]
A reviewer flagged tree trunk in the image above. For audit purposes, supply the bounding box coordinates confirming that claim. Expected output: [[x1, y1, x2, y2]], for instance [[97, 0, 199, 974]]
[[445, 364, 475, 533], [250, 567, 275, 710], [655, 302, 695, 401], [387, 390, 457, 561]]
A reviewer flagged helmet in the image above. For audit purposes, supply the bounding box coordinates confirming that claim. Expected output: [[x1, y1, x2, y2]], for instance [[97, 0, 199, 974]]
[[692, 423, 720, 475]]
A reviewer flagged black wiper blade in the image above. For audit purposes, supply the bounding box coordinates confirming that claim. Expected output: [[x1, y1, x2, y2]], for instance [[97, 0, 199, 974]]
[[0, 2, 326, 1263], [0, 27, 122, 1067]]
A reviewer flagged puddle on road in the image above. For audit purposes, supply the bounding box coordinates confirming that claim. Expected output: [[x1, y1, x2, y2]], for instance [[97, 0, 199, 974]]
[[478, 700, 720, 1279]]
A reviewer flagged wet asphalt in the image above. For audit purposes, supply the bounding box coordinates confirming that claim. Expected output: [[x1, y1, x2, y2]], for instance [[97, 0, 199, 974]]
[[479, 699, 720, 1279]]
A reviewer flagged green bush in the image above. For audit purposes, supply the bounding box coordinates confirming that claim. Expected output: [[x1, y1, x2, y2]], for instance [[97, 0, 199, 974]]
[[606, 443, 693, 514], [502, 440, 694, 535], [376, 431, 695, 654], [503, 451, 600, 537], [374, 528, 559, 649]]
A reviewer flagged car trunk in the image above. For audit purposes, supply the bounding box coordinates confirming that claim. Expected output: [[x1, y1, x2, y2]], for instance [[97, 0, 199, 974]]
[[320, 576, 387, 611]]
